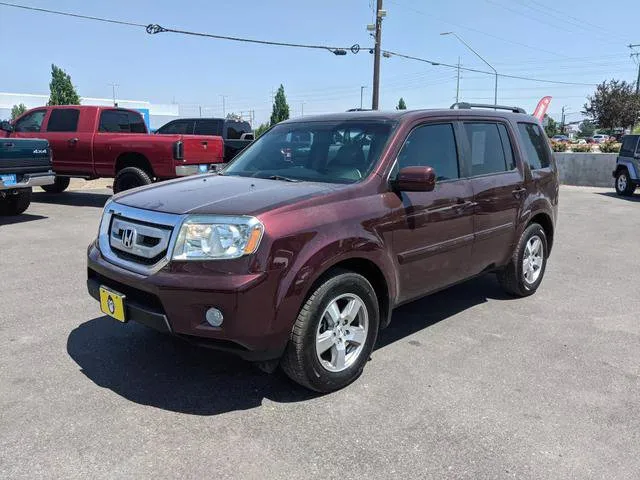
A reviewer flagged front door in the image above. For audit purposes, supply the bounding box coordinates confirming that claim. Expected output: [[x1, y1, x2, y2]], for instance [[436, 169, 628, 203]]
[[389, 122, 475, 303], [460, 121, 524, 274]]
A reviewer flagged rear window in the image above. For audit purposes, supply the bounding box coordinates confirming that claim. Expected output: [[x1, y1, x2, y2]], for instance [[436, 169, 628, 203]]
[[47, 109, 80, 132], [225, 121, 252, 140], [194, 119, 223, 136], [620, 136, 639, 157], [517, 123, 551, 170]]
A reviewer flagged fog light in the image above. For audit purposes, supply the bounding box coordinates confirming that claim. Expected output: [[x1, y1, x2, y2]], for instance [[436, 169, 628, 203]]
[[205, 307, 224, 327]]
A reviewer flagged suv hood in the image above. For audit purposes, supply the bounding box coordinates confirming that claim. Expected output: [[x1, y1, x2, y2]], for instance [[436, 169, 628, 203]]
[[114, 174, 338, 216]]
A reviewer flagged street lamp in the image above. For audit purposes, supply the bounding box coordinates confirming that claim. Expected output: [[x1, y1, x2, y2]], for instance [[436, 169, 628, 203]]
[[441, 32, 498, 106]]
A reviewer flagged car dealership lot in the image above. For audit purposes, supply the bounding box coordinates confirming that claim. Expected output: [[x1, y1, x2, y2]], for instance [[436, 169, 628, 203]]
[[1, 186, 639, 479]]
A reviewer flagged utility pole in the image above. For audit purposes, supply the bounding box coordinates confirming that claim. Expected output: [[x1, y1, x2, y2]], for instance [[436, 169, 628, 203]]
[[455, 57, 461, 103], [301, 102, 305, 117], [199, 106, 202, 118], [109, 83, 119, 107], [360, 86, 367, 109], [371, 0, 384, 110], [630, 44, 640, 95], [220, 95, 227, 117], [561, 106, 566, 134]]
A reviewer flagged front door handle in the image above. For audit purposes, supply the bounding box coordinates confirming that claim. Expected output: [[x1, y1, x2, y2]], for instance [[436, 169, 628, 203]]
[[2, 142, 14, 148], [512, 186, 527, 199]]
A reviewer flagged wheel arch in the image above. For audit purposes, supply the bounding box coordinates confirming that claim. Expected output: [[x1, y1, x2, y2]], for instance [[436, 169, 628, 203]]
[[115, 152, 154, 177], [529, 212, 554, 255]]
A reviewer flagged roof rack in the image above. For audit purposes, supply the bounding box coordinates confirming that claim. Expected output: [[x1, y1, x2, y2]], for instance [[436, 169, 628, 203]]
[[450, 102, 526, 114]]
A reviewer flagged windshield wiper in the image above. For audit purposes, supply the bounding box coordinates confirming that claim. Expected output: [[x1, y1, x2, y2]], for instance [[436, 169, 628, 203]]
[[264, 175, 302, 182]]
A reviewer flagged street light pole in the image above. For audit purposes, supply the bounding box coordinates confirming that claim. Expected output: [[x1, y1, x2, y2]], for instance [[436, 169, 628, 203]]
[[360, 86, 367, 109], [371, 0, 384, 110], [441, 32, 498, 106], [630, 44, 640, 95]]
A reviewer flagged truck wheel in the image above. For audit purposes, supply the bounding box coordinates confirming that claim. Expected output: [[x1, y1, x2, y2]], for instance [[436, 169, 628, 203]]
[[615, 169, 636, 196], [497, 223, 548, 297], [41, 176, 70, 193], [0, 188, 32, 216], [281, 270, 379, 392], [113, 167, 152, 193]]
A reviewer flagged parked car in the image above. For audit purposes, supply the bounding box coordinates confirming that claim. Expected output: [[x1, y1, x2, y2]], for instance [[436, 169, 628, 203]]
[[0, 126, 54, 215], [156, 118, 253, 163], [551, 134, 570, 143], [593, 134, 609, 144], [87, 105, 559, 392], [1, 106, 224, 193], [613, 134, 640, 196]]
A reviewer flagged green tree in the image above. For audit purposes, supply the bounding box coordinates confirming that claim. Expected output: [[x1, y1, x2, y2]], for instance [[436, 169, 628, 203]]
[[254, 122, 270, 138], [578, 119, 595, 137], [396, 97, 407, 110], [583, 79, 640, 130], [270, 84, 290, 126], [543, 114, 558, 137], [48, 64, 80, 106], [10, 103, 27, 120]]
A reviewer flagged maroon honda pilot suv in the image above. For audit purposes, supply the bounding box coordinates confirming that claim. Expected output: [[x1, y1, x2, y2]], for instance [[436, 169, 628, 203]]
[[87, 105, 559, 392]]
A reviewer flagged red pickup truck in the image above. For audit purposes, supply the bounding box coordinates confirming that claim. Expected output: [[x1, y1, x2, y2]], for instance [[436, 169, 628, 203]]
[[1, 106, 224, 193]]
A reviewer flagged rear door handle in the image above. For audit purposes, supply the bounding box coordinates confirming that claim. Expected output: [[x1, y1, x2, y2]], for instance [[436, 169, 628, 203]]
[[68, 137, 79, 144], [512, 186, 527, 198]]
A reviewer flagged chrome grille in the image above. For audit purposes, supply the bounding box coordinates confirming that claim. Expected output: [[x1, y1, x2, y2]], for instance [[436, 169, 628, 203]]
[[110, 216, 172, 260]]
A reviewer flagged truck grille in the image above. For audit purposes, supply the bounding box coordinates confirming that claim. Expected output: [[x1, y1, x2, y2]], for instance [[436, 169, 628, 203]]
[[98, 202, 183, 275]]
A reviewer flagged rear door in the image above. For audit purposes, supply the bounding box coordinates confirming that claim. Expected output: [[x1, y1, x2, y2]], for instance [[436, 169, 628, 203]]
[[461, 120, 524, 274], [389, 121, 475, 302], [43, 108, 92, 174]]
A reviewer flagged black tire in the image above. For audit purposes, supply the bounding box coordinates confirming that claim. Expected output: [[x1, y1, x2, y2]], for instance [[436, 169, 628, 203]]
[[0, 188, 32, 216], [615, 169, 636, 196], [113, 167, 152, 193], [497, 223, 548, 297], [40, 176, 70, 193], [281, 270, 380, 392]]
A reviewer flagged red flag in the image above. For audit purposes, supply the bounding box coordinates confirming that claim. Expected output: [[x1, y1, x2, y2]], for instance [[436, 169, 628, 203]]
[[532, 96, 552, 121]]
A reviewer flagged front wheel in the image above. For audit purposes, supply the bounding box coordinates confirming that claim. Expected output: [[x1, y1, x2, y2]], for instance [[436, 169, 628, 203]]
[[497, 223, 548, 297], [0, 188, 32, 216], [615, 170, 636, 196], [281, 271, 380, 392]]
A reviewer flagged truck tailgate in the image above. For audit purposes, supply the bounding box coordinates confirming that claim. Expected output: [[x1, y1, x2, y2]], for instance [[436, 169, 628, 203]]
[[181, 135, 224, 164], [0, 138, 52, 175]]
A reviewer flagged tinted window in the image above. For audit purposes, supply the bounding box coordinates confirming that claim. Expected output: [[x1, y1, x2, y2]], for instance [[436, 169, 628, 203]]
[[396, 123, 459, 181], [223, 120, 394, 184], [158, 120, 194, 135], [99, 110, 131, 132], [517, 123, 551, 170], [194, 119, 222, 136], [14, 110, 46, 132], [620, 136, 639, 157], [463, 122, 508, 176], [497, 124, 516, 170], [128, 112, 147, 133], [225, 121, 251, 140], [46, 109, 79, 132]]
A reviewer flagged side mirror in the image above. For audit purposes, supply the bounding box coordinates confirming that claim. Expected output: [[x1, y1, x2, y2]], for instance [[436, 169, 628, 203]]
[[395, 166, 436, 192], [0, 121, 14, 133]]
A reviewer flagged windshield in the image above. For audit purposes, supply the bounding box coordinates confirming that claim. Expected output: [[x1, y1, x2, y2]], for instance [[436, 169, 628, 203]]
[[223, 120, 396, 184]]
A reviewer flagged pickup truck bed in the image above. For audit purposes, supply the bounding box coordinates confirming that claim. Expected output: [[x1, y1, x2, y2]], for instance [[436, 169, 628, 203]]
[[0, 137, 54, 216]]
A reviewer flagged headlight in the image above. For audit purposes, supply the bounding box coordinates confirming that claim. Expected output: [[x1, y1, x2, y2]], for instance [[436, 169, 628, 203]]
[[172, 215, 264, 260]]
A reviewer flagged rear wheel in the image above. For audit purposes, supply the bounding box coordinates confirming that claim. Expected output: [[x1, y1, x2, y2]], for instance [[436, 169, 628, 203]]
[[281, 271, 379, 392], [113, 167, 152, 193], [497, 223, 548, 297], [40, 176, 70, 193], [0, 188, 32, 216], [615, 169, 636, 196]]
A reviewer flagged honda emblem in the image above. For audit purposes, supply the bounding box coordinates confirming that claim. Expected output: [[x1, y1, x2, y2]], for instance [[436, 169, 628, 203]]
[[122, 227, 136, 249]]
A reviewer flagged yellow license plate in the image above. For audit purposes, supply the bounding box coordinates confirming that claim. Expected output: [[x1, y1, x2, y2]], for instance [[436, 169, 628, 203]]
[[99, 286, 127, 322]]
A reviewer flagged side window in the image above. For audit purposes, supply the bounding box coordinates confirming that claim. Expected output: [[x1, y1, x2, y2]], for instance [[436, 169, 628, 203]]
[[620, 136, 639, 157], [517, 123, 551, 170], [99, 110, 130, 133], [46, 109, 79, 132], [194, 119, 221, 135], [497, 124, 516, 170], [462, 122, 508, 176], [158, 120, 191, 135], [396, 123, 459, 181], [226, 122, 242, 140], [14, 110, 46, 132], [128, 112, 147, 133]]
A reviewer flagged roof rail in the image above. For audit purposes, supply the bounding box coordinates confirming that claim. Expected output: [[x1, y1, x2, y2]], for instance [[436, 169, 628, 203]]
[[450, 102, 526, 114]]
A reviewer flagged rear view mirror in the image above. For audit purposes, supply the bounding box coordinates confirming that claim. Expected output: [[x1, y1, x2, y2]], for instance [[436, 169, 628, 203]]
[[0, 121, 14, 133], [396, 166, 436, 192]]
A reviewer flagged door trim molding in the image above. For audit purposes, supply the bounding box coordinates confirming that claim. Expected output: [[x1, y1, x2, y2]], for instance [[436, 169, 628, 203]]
[[474, 222, 514, 241], [398, 233, 474, 264]]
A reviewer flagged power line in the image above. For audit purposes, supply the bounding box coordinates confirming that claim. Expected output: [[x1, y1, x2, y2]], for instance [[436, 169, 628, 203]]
[[0, 1, 364, 54]]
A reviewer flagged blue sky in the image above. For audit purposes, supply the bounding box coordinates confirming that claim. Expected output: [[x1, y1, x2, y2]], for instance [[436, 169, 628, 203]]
[[1, 0, 638, 124]]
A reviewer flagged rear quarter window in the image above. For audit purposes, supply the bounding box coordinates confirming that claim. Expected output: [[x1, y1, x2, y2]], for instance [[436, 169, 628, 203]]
[[620, 136, 639, 157], [517, 122, 551, 170]]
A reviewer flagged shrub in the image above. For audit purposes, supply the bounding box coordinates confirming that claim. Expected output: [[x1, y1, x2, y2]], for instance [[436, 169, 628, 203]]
[[599, 141, 621, 153], [551, 141, 568, 152], [570, 144, 592, 152]]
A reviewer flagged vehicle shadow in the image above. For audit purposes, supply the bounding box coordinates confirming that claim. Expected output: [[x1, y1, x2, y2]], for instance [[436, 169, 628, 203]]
[[67, 274, 508, 415], [595, 191, 640, 202], [0, 213, 48, 226], [32, 191, 111, 208]]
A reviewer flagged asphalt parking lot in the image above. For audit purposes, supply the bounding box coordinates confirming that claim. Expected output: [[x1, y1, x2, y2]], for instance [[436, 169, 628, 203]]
[[1, 185, 639, 479]]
